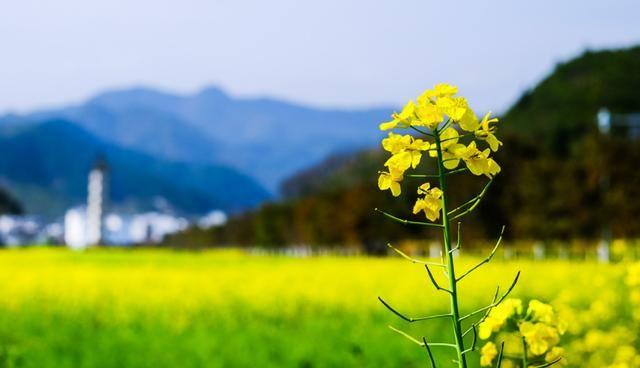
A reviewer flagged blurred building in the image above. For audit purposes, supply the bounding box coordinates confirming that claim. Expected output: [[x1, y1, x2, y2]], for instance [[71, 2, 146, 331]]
[[64, 207, 88, 249], [86, 157, 107, 246], [0, 215, 50, 246], [104, 212, 189, 245], [197, 210, 228, 229], [0, 157, 225, 248]]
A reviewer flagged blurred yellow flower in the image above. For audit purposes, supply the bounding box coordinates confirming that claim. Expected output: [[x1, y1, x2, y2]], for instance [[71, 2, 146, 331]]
[[519, 321, 560, 356], [528, 299, 555, 324], [479, 298, 523, 339], [545, 346, 565, 364], [480, 341, 498, 367]]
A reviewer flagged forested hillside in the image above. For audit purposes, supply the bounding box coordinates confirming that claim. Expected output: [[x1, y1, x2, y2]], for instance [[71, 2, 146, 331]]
[[167, 46, 640, 248]]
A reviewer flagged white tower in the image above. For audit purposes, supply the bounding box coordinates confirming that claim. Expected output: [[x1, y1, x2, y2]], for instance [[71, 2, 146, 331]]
[[86, 158, 107, 246]]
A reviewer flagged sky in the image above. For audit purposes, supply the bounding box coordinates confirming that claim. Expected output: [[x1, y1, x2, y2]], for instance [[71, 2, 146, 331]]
[[1, 0, 639, 114]]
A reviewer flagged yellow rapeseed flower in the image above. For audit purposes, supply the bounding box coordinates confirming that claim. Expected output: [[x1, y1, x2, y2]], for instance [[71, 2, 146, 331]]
[[545, 346, 564, 364], [414, 101, 443, 130], [413, 184, 443, 222], [422, 83, 458, 99], [528, 299, 555, 324], [479, 298, 523, 339], [475, 112, 502, 151], [480, 342, 498, 367], [456, 141, 501, 178], [380, 101, 416, 130], [519, 322, 561, 356], [428, 127, 466, 169], [381, 133, 413, 154], [378, 171, 403, 197]]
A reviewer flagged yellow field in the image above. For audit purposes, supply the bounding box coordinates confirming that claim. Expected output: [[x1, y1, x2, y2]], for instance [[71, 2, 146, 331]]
[[0, 247, 636, 367]]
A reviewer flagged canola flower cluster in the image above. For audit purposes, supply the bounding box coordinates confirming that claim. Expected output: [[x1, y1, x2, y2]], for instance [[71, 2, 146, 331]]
[[375, 84, 528, 368], [378, 84, 501, 224], [479, 299, 566, 367]]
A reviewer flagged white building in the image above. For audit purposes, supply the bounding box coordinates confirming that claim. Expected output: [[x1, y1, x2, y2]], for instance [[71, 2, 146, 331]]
[[64, 206, 88, 249], [86, 159, 107, 246]]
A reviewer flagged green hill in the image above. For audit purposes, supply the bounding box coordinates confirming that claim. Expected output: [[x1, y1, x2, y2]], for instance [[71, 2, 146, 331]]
[[168, 45, 640, 248], [504, 46, 640, 154]]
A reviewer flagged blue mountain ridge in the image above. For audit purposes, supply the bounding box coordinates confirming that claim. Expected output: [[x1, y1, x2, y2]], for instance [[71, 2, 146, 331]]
[[12, 86, 392, 191], [0, 119, 270, 216]]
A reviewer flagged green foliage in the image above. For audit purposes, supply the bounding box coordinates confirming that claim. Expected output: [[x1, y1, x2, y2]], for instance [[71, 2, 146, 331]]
[[170, 45, 640, 248], [504, 46, 640, 155]]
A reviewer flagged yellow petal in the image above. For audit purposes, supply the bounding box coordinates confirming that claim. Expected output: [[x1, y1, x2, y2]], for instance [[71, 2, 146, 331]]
[[417, 182, 430, 194], [440, 127, 459, 148], [390, 181, 401, 197], [459, 109, 479, 131], [413, 198, 426, 214], [378, 174, 390, 190], [410, 151, 422, 169], [379, 120, 398, 131], [486, 134, 502, 152], [444, 158, 460, 169]]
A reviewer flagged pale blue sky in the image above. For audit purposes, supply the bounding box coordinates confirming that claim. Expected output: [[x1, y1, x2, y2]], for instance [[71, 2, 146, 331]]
[[1, 0, 639, 114]]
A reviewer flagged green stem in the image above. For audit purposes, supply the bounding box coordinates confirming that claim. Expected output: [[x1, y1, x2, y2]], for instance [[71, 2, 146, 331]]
[[434, 130, 467, 368], [522, 337, 528, 368]]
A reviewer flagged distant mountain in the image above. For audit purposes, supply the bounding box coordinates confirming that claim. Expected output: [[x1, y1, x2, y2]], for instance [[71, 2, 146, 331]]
[[7, 86, 390, 191], [0, 120, 269, 216]]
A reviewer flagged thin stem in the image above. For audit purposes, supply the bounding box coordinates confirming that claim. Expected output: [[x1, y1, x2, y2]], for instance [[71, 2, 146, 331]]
[[448, 192, 484, 216], [496, 342, 505, 368], [461, 325, 477, 354], [439, 120, 453, 131], [408, 173, 440, 178], [456, 226, 505, 282], [440, 132, 475, 143], [386, 243, 446, 268], [388, 326, 456, 348], [375, 208, 444, 228], [459, 271, 521, 321], [450, 222, 462, 253], [434, 130, 468, 368], [422, 337, 437, 368], [446, 167, 468, 176], [522, 337, 528, 368], [408, 167, 466, 179], [449, 179, 493, 220], [388, 325, 423, 346], [462, 287, 499, 337], [425, 264, 452, 294], [378, 297, 452, 322], [410, 126, 434, 137], [532, 358, 562, 367]]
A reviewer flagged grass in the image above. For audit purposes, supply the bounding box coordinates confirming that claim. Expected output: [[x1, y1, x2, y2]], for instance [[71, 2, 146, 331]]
[[0, 247, 631, 367]]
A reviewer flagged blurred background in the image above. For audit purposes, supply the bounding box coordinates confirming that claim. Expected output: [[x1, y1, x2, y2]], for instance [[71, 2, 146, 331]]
[[0, 1, 639, 367]]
